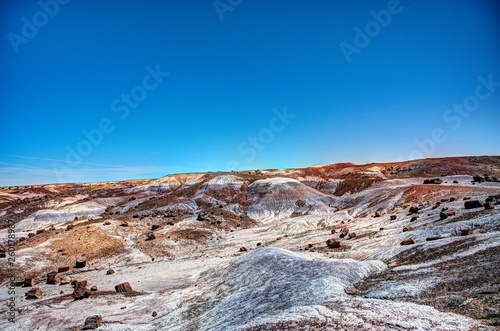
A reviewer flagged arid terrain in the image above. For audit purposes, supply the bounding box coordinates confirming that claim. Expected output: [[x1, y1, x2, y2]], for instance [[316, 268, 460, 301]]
[[1, 156, 499, 330]]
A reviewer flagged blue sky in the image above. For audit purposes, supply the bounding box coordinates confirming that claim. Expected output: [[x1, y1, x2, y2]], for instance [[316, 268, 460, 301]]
[[1, 0, 499, 186]]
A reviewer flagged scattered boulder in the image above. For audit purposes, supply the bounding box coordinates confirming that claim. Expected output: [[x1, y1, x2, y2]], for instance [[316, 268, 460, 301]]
[[484, 201, 495, 210], [423, 178, 443, 184], [390, 215, 397, 220], [36, 229, 45, 235], [71, 280, 88, 288], [72, 285, 91, 300], [461, 229, 474, 236], [0, 244, 6, 258], [115, 282, 133, 293], [106, 269, 115, 275], [90, 285, 98, 291], [410, 216, 418, 222], [152, 311, 158, 317], [103, 221, 111, 225], [239, 246, 248, 252], [472, 175, 485, 183], [331, 229, 336, 234], [464, 200, 483, 209], [326, 238, 341, 248], [400, 238, 414, 245], [66, 224, 74, 230], [82, 315, 102, 330], [347, 232, 356, 239], [256, 242, 262, 247], [426, 236, 443, 241], [120, 221, 129, 227], [24, 277, 37, 287], [146, 232, 156, 241], [75, 255, 87, 268], [440, 209, 456, 220], [374, 211, 381, 218], [151, 224, 160, 231], [449, 197, 456, 202], [409, 206, 419, 214], [453, 180, 459, 184], [339, 227, 349, 238], [402, 226, 413, 232], [57, 266, 70, 273], [59, 276, 71, 285], [46, 271, 58, 284], [25, 288, 42, 299]]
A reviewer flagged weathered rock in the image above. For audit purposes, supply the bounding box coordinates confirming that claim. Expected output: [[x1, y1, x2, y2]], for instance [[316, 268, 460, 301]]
[[239, 246, 248, 252], [66, 224, 74, 230], [59, 276, 71, 285], [115, 282, 133, 293], [24, 277, 37, 287], [256, 242, 262, 247], [440, 209, 456, 220], [423, 178, 443, 184], [484, 201, 495, 210], [71, 280, 88, 288], [103, 220, 111, 225], [151, 224, 160, 231], [90, 285, 98, 291], [0, 244, 6, 258], [410, 216, 418, 222], [464, 200, 483, 209], [72, 285, 91, 300], [339, 227, 349, 238], [402, 226, 413, 232], [472, 175, 485, 182], [82, 315, 102, 330], [400, 238, 414, 245], [76, 255, 87, 268], [46, 271, 58, 284], [390, 215, 397, 220], [152, 311, 158, 317], [146, 232, 156, 241], [331, 229, 336, 234], [106, 269, 115, 275], [461, 229, 474, 236], [25, 288, 42, 299], [373, 211, 381, 218], [347, 232, 356, 239], [409, 206, 419, 214], [36, 229, 45, 235], [121, 220, 129, 226], [57, 266, 70, 273], [326, 238, 341, 248], [426, 236, 443, 241]]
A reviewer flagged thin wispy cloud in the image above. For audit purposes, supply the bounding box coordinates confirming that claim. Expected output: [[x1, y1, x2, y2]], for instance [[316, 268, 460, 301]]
[[1, 154, 125, 168]]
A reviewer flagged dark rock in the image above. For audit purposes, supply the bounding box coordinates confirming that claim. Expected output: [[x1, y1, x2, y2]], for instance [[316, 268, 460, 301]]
[[472, 175, 485, 183], [461, 229, 473, 236], [0, 244, 6, 258], [57, 266, 70, 273], [373, 211, 381, 218], [151, 224, 160, 231], [146, 232, 156, 241], [66, 224, 74, 230], [25, 288, 42, 299], [339, 227, 349, 238], [409, 206, 419, 214], [347, 232, 356, 239], [423, 178, 443, 184], [449, 197, 456, 202], [90, 285, 98, 291], [453, 180, 459, 184], [82, 315, 102, 330], [410, 216, 418, 222], [103, 221, 111, 225], [120, 221, 129, 227], [440, 209, 456, 220], [75, 255, 87, 268], [36, 229, 45, 235], [72, 286, 91, 300], [484, 201, 494, 210], [256, 242, 262, 247], [46, 271, 58, 284], [59, 276, 71, 285], [402, 226, 413, 232], [115, 282, 133, 293], [331, 229, 336, 234], [390, 215, 397, 221], [152, 311, 158, 317], [400, 238, 414, 245], [464, 200, 483, 209], [106, 269, 115, 275], [326, 238, 341, 248], [24, 277, 37, 287], [426, 236, 443, 241], [239, 246, 248, 252]]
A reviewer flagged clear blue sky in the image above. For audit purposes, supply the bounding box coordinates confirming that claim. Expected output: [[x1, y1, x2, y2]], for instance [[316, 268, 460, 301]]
[[1, 0, 499, 186]]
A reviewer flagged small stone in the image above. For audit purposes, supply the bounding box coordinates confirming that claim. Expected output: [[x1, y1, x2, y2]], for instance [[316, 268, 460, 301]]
[[426, 236, 443, 241], [146, 232, 156, 241], [390, 215, 397, 220], [409, 206, 419, 214], [106, 269, 115, 275], [72, 286, 91, 300], [90, 285, 98, 291], [326, 238, 341, 248], [400, 238, 414, 245], [46, 271, 58, 284], [82, 315, 102, 330], [239, 246, 248, 252], [57, 266, 70, 273], [464, 200, 483, 209], [115, 282, 133, 293], [403, 226, 413, 232], [152, 311, 158, 317], [25, 288, 42, 299], [76, 256, 87, 268]]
